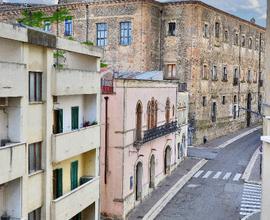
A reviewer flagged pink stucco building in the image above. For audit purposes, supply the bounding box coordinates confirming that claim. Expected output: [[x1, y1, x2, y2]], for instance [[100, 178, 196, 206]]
[[100, 76, 188, 219]]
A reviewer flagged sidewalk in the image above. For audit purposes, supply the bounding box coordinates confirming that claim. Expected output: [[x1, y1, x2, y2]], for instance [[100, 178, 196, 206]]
[[195, 125, 262, 149], [127, 158, 206, 220]]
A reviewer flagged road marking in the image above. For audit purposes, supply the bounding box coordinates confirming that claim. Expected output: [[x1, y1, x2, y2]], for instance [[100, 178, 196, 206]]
[[241, 204, 261, 209], [193, 170, 204, 178], [223, 172, 232, 180], [213, 171, 222, 179], [241, 201, 261, 205], [202, 171, 213, 179], [233, 173, 242, 181]]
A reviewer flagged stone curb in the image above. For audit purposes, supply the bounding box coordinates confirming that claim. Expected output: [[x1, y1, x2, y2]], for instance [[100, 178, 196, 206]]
[[242, 147, 261, 183], [215, 126, 262, 149], [142, 159, 208, 220]]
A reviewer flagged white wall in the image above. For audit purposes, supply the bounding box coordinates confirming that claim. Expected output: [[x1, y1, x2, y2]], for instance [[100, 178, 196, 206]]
[[65, 52, 98, 72], [0, 109, 8, 141], [84, 95, 97, 124], [0, 38, 23, 64]]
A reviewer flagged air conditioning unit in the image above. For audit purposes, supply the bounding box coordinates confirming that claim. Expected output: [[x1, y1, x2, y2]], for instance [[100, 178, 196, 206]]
[[0, 98, 8, 107], [0, 139, 10, 147], [80, 176, 94, 185]]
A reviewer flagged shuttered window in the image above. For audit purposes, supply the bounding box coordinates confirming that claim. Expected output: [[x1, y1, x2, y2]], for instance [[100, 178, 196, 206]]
[[53, 168, 63, 199], [71, 106, 79, 130], [70, 161, 79, 190]]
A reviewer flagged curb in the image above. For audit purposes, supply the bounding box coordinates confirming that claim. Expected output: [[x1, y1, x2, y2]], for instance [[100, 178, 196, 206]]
[[242, 148, 260, 182], [142, 159, 208, 220], [215, 126, 262, 149]]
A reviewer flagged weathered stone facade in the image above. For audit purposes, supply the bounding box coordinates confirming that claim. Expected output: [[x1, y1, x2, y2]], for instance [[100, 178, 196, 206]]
[[0, 0, 265, 145]]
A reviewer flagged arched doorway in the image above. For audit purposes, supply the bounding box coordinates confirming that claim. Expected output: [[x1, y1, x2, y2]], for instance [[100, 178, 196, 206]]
[[164, 146, 172, 174], [247, 93, 252, 127], [149, 155, 155, 188], [135, 162, 143, 201]]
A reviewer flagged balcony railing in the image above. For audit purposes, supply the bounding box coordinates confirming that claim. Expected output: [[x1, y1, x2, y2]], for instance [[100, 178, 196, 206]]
[[135, 121, 178, 146], [101, 79, 114, 94]]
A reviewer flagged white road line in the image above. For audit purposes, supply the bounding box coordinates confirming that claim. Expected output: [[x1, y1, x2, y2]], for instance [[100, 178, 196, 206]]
[[243, 192, 262, 197], [240, 212, 252, 216], [241, 201, 261, 205], [244, 188, 262, 192], [222, 172, 232, 180], [240, 207, 260, 212], [233, 173, 242, 181], [193, 170, 204, 178], [213, 171, 222, 179], [242, 198, 261, 203], [241, 204, 261, 209], [202, 171, 213, 179], [242, 195, 261, 200], [244, 183, 262, 188]]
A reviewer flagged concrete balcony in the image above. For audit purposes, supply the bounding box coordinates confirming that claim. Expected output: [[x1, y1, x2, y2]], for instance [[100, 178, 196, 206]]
[[52, 125, 100, 163], [51, 177, 99, 220], [0, 61, 27, 97], [51, 68, 100, 96], [0, 143, 26, 185]]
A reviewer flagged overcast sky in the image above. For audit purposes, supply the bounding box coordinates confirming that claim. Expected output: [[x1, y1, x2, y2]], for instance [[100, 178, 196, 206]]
[[3, 0, 267, 26]]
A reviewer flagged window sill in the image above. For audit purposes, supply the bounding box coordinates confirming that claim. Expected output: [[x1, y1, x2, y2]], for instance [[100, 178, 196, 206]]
[[221, 79, 228, 82], [28, 170, 44, 177], [211, 79, 218, 82], [29, 101, 45, 105]]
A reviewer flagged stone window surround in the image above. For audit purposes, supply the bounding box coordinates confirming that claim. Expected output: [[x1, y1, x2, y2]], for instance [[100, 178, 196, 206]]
[[223, 29, 229, 42], [167, 21, 176, 36], [202, 63, 208, 80], [203, 22, 210, 38]]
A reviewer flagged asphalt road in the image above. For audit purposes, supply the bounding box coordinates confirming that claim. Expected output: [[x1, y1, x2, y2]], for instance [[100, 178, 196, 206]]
[[156, 130, 262, 220]]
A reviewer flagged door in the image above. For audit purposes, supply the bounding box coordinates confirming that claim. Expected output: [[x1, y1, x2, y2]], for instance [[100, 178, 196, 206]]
[[53, 109, 63, 134], [135, 162, 143, 201], [247, 93, 252, 127], [53, 168, 63, 199], [70, 161, 78, 190], [164, 146, 172, 174], [71, 106, 79, 130], [149, 155, 155, 188]]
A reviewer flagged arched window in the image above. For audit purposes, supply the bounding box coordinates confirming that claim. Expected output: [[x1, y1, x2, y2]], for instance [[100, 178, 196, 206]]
[[165, 98, 170, 124], [150, 98, 155, 128], [154, 101, 158, 127], [147, 102, 151, 130], [172, 105, 175, 118], [136, 101, 143, 141]]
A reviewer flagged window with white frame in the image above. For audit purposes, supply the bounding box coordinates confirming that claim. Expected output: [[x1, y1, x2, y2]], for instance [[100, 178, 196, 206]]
[[96, 23, 108, 47], [64, 18, 72, 36], [44, 21, 51, 32], [28, 142, 42, 174], [29, 72, 42, 102], [166, 64, 176, 78], [120, 21, 132, 45]]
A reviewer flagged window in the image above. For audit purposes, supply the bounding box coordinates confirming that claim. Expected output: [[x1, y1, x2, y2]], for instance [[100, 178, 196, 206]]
[[224, 30, 228, 42], [234, 95, 237, 103], [28, 208, 41, 220], [241, 35, 246, 47], [29, 72, 42, 102], [96, 23, 107, 47], [53, 109, 63, 134], [211, 102, 217, 122], [203, 23, 209, 38], [233, 105, 237, 119], [202, 64, 208, 79], [234, 33, 239, 46], [165, 98, 170, 124], [212, 65, 217, 80], [248, 38, 253, 49], [202, 96, 207, 107], [166, 64, 176, 78], [44, 21, 51, 32], [120, 21, 132, 45], [222, 66, 227, 81], [28, 142, 42, 174], [233, 68, 239, 85], [64, 18, 72, 36], [71, 106, 79, 130], [135, 101, 143, 141], [247, 70, 252, 83], [70, 160, 79, 190], [147, 99, 158, 130], [215, 22, 220, 38], [222, 96, 226, 105], [255, 38, 259, 50], [168, 22, 176, 36], [53, 168, 63, 199]]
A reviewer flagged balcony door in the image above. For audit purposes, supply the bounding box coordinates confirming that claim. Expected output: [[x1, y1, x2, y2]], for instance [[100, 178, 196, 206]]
[[53, 168, 63, 199], [53, 109, 63, 134], [71, 106, 79, 130], [71, 161, 78, 190]]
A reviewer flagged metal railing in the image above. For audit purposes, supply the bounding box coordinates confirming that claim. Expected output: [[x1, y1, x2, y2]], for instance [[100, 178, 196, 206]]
[[101, 79, 113, 94]]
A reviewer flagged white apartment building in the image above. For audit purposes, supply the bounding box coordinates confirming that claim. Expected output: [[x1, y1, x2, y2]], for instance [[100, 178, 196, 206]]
[[0, 22, 102, 220]]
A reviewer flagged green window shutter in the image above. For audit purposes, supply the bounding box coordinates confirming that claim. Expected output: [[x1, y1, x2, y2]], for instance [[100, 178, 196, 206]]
[[57, 168, 63, 198], [70, 161, 78, 190], [58, 109, 63, 133], [71, 107, 79, 130]]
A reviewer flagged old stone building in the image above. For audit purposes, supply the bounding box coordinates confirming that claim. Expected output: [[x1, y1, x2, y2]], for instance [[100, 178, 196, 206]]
[[0, 0, 265, 145]]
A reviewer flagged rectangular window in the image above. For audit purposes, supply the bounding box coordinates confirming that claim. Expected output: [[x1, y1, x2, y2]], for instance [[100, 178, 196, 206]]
[[224, 30, 228, 42], [248, 38, 253, 49], [96, 23, 107, 47], [234, 33, 239, 46], [202, 64, 208, 79], [222, 66, 227, 81], [44, 21, 51, 32], [203, 23, 209, 38], [64, 18, 72, 36], [28, 208, 41, 220], [71, 106, 79, 130], [28, 142, 42, 174], [53, 168, 63, 199], [211, 102, 217, 122], [212, 65, 217, 80], [233, 105, 237, 119], [233, 68, 239, 86], [120, 21, 132, 45], [166, 64, 176, 78], [247, 70, 252, 83], [53, 109, 63, 134], [241, 35, 246, 47], [215, 22, 220, 38], [168, 22, 176, 36], [222, 96, 226, 105], [29, 72, 42, 102], [202, 96, 207, 107]]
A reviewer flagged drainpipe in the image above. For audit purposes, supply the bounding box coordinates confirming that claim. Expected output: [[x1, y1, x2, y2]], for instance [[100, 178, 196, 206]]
[[104, 96, 109, 184], [86, 4, 89, 42]]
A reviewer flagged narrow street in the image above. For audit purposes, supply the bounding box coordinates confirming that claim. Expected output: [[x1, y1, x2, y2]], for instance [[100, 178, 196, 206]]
[[156, 130, 262, 220]]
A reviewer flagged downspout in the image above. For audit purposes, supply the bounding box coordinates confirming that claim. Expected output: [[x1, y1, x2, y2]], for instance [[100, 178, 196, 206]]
[[86, 4, 89, 42], [238, 25, 242, 117], [104, 96, 109, 184]]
